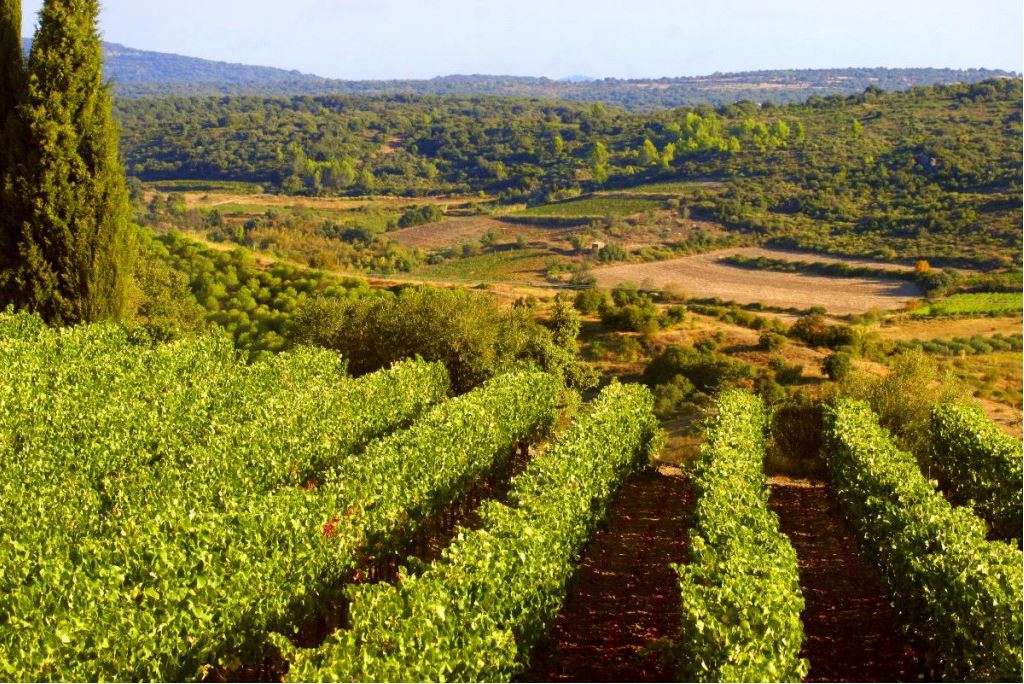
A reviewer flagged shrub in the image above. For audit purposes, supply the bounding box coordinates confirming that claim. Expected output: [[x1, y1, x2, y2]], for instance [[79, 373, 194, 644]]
[[653, 374, 697, 418], [769, 357, 803, 385], [293, 287, 592, 393], [824, 399, 1022, 681], [573, 289, 608, 315], [767, 398, 825, 477], [821, 351, 852, 381], [643, 345, 753, 394], [615, 336, 642, 362], [759, 331, 786, 352], [839, 349, 966, 460]]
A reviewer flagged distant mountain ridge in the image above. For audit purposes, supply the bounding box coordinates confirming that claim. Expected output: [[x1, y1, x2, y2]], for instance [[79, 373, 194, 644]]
[[21, 37, 1019, 110]]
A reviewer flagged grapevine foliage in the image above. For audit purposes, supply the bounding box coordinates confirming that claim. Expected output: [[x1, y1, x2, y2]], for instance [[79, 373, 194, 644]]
[[675, 389, 808, 682], [931, 402, 1023, 540], [825, 398, 1023, 681], [0, 312, 560, 680], [285, 381, 662, 682]]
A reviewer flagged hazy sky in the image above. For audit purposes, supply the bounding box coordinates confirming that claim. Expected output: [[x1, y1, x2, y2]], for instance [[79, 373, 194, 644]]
[[20, 0, 1024, 80]]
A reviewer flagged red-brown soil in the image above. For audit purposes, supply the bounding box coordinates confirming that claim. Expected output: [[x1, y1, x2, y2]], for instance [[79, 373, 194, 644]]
[[522, 465, 693, 682], [768, 478, 926, 682]]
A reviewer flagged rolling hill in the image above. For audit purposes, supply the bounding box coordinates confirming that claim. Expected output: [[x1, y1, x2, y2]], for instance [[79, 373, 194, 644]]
[[21, 37, 1018, 109]]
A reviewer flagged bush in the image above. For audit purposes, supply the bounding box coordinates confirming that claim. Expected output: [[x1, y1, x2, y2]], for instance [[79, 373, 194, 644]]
[[610, 281, 644, 307], [574, 289, 608, 315], [653, 374, 697, 418], [788, 314, 853, 349], [597, 243, 629, 263], [769, 357, 803, 385], [767, 398, 825, 477], [759, 331, 786, 352], [643, 345, 753, 394], [397, 204, 444, 228], [293, 287, 593, 393], [600, 297, 662, 333], [615, 336, 642, 362], [694, 337, 719, 354], [839, 349, 965, 460], [752, 373, 787, 405], [661, 304, 687, 327], [821, 351, 852, 381]]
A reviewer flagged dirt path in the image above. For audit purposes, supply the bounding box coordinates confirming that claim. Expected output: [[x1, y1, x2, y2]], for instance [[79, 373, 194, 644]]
[[768, 478, 925, 682], [522, 465, 693, 682]]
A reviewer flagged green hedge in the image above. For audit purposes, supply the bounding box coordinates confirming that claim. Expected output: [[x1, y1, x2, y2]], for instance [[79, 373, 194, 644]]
[[675, 390, 808, 682], [931, 402, 1023, 540], [284, 382, 663, 682], [824, 398, 1023, 681]]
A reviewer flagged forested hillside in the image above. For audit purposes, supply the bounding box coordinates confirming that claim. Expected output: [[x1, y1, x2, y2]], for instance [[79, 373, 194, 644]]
[[118, 79, 1023, 267]]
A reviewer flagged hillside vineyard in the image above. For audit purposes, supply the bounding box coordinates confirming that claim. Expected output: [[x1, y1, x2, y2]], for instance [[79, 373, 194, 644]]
[[0, 2, 1022, 682]]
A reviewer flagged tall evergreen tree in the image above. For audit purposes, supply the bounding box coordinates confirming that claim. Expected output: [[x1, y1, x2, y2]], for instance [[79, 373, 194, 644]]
[[16, 0, 133, 324], [0, 0, 25, 292]]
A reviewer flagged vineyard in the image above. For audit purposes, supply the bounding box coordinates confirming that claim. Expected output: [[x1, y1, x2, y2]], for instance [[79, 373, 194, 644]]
[[1, 310, 1021, 682]]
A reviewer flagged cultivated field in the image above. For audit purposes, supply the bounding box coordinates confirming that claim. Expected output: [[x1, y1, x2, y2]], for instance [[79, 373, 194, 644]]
[[515, 196, 664, 218], [874, 316, 1022, 342], [148, 190, 485, 212], [593, 248, 923, 314], [388, 216, 570, 251], [911, 292, 1023, 317]]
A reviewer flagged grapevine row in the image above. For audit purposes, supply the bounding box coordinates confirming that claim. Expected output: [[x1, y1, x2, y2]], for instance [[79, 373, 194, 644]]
[[2, 311, 519, 680], [674, 390, 808, 682], [824, 398, 1023, 681], [284, 381, 662, 682], [930, 401, 1023, 540], [120, 369, 555, 681]]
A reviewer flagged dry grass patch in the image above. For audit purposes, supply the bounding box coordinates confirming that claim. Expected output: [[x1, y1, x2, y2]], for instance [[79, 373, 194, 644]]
[[873, 316, 1021, 342]]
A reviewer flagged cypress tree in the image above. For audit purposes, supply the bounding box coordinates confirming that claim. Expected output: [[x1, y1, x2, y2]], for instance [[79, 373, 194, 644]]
[[16, 0, 133, 324], [0, 0, 25, 294]]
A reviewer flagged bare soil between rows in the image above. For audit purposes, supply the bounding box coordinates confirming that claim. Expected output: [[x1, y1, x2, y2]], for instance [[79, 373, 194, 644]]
[[522, 465, 693, 682], [768, 478, 926, 682]]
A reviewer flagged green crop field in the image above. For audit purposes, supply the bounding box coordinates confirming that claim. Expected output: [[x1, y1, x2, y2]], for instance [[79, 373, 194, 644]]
[[614, 180, 725, 195], [412, 248, 554, 280], [912, 292, 1023, 317], [517, 196, 664, 218]]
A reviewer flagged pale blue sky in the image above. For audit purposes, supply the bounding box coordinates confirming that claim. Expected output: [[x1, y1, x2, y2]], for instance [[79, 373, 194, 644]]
[[21, 0, 1024, 80]]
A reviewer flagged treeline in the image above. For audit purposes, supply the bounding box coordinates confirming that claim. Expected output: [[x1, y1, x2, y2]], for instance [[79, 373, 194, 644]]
[[719, 254, 1023, 297]]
